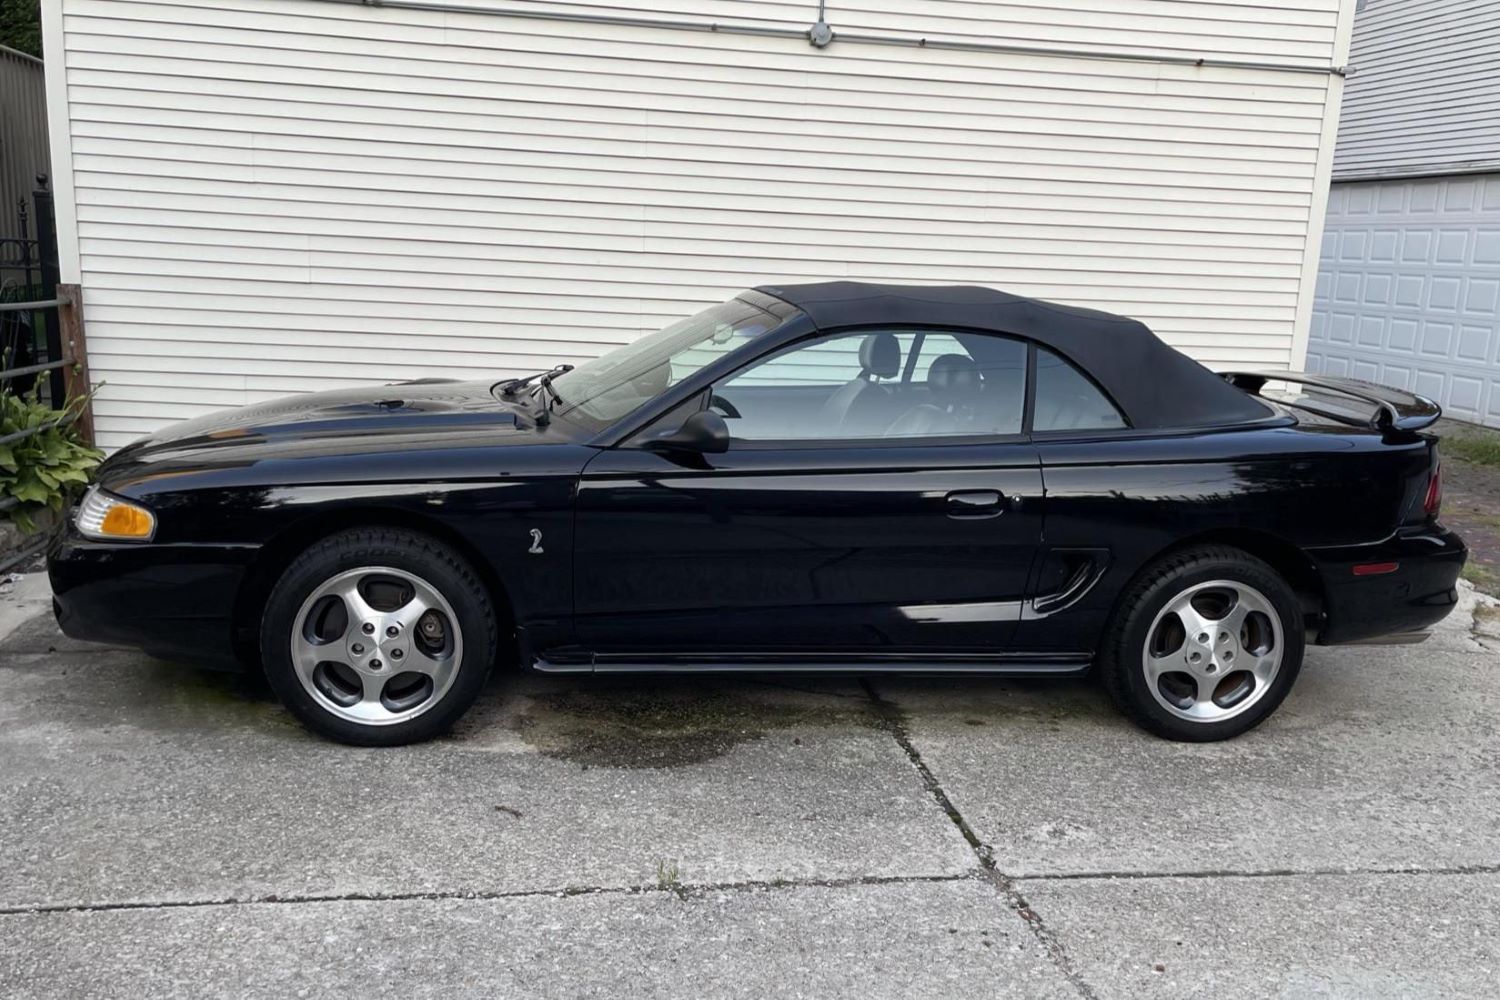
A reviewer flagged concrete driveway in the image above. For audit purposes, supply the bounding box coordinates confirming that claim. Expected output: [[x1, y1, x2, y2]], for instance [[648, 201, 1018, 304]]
[[2, 571, 1498, 999]]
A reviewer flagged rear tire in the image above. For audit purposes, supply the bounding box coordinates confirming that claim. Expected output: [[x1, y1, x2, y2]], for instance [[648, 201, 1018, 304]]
[[260, 528, 497, 746], [1099, 545, 1303, 742]]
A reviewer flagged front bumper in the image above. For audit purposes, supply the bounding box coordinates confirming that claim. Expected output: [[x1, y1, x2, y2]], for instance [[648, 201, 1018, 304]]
[[48, 534, 258, 669], [1310, 525, 1467, 645]]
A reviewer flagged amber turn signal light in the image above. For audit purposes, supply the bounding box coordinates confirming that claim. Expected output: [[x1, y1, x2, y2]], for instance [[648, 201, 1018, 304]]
[[100, 504, 155, 538], [75, 485, 157, 542]]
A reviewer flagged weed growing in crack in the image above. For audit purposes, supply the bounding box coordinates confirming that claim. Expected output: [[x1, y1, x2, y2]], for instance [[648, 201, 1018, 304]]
[[655, 858, 681, 892]]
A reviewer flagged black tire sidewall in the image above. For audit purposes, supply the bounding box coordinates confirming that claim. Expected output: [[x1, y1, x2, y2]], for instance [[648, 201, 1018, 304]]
[[1107, 550, 1304, 742], [259, 530, 496, 746]]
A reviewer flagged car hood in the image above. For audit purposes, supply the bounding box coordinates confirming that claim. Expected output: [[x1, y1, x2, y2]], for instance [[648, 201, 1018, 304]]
[[99, 379, 578, 491]]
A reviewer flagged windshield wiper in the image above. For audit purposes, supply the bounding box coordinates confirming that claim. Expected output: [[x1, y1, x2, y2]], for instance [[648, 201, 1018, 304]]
[[525, 371, 569, 428], [536, 370, 566, 408], [496, 364, 572, 399]]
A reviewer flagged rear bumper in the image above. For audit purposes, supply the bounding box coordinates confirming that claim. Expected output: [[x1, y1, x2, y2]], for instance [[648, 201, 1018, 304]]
[[1310, 526, 1467, 645], [47, 534, 257, 669]]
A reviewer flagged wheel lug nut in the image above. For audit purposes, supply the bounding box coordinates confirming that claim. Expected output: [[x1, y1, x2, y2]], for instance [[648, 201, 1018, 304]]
[[370, 659, 382, 670], [386, 625, 399, 637], [392, 649, 404, 660], [352, 643, 364, 654], [362, 623, 375, 635]]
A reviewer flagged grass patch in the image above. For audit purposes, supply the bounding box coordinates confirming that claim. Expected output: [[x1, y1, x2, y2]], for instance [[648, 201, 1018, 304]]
[[1462, 562, 1499, 596], [1442, 428, 1500, 467]]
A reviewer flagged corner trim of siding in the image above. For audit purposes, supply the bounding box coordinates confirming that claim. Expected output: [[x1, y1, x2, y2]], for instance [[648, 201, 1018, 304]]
[[41, 1, 82, 285], [1291, 0, 1358, 370]]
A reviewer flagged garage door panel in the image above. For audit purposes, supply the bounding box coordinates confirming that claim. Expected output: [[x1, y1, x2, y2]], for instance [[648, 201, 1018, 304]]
[[1469, 279, 1500, 315], [1310, 174, 1500, 428], [1458, 326, 1494, 363]]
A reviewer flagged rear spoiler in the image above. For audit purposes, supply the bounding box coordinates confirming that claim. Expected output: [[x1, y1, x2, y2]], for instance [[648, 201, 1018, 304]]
[[1221, 371, 1442, 433]]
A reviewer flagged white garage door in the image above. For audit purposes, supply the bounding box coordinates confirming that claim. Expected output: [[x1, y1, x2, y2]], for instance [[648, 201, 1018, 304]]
[[1308, 174, 1500, 427]]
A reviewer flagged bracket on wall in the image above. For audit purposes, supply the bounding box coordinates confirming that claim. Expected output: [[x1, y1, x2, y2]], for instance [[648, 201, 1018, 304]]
[[808, 0, 833, 48]]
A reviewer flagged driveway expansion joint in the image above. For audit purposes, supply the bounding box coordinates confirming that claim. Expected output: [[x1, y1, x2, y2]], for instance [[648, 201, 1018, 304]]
[[860, 680, 1101, 1000], [0, 872, 981, 918], [1014, 863, 1500, 882]]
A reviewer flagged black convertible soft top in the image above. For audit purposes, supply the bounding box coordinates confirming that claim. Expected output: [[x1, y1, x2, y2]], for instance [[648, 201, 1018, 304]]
[[755, 281, 1272, 430]]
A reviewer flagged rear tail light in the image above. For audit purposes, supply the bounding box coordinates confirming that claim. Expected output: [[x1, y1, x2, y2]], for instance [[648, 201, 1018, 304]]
[[1423, 461, 1443, 518]]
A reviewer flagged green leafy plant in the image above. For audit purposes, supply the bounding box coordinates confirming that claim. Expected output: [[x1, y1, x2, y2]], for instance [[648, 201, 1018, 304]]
[[0, 381, 102, 534]]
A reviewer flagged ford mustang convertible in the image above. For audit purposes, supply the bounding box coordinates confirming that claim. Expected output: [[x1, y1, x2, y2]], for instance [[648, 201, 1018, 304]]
[[49, 283, 1466, 745]]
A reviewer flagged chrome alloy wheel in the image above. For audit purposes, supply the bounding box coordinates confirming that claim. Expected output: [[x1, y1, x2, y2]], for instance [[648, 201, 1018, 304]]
[[290, 566, 464, 726], [1142, 579, 1283, 724]]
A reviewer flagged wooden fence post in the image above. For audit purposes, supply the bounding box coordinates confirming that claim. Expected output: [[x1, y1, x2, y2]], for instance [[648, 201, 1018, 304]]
[[57, 283, 95, 446]]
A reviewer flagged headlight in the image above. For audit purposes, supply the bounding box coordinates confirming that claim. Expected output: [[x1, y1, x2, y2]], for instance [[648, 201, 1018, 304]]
[[75, 485, 157, 542]]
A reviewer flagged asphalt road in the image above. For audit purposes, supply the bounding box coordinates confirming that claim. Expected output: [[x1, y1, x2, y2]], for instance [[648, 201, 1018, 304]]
[[2, 571, 1498, 999]]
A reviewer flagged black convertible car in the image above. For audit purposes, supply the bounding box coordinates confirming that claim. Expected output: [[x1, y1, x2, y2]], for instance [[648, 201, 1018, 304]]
[[50, 283, 1465, 745]]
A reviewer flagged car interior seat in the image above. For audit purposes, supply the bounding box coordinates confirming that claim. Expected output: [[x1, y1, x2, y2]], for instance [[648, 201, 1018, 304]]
[[819, 332, 902, 433], [883, 353, 981, 437]]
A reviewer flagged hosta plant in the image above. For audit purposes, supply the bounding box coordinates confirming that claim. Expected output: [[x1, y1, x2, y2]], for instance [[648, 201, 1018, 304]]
[[0, 382, 103, 534]]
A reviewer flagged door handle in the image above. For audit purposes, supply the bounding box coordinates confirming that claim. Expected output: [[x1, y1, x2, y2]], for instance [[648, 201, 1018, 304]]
[[945, 489, 1006, 519]]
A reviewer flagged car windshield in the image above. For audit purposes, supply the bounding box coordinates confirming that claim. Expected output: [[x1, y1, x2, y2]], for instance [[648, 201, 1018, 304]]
[[526, 298, 783, 427]]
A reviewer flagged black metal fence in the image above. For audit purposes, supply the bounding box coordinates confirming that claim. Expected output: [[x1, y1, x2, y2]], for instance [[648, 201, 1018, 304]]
[[2, 183, 65, 407], [0, 45, 50, 242], [2, 182, 91, 568]]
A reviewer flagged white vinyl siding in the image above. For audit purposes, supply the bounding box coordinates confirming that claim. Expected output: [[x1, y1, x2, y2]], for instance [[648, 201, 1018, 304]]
[[48, 0, 1349, 449], [1332, 0, 1500, 181]]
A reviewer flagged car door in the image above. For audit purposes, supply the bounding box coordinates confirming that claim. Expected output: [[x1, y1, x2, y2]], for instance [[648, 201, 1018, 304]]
[[572, 328, 1046, 664]]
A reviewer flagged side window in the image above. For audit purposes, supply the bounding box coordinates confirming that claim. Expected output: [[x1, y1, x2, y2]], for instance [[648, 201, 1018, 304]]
[[909, 332, 968, 382], [714, 329, 1025, 442], [730, 333, 915, 387], [1032, 347, 1126, 432]]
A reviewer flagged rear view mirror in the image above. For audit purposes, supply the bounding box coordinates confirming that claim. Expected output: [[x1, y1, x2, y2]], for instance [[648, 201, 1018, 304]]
[[645, 410, 730, 454]]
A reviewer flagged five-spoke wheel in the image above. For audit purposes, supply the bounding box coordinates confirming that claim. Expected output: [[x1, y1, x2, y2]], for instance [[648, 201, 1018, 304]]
[[261, 529, 496, 745], [1099, 545, 1303, 742], [1142, 580, 1282, 723], [293, 566, 464, 726]]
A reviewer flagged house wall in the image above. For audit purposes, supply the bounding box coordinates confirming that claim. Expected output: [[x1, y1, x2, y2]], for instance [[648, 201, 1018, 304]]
[[1332, 0, 1500, 182], [1308, 0, 1500, 427], [44, 0, 1354, 449]]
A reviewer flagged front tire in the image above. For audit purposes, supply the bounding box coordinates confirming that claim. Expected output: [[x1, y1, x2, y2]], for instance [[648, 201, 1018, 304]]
[[1099, 545, 1304, 742], [260, 528, 497, 746]]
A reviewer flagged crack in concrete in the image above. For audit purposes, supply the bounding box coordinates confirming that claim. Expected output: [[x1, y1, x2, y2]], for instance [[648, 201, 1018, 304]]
[[860, 680, 1101, 1000], [9, 861, 1498, 921], [0, 873, 978, 918], [1016, 863, 1500, 882]]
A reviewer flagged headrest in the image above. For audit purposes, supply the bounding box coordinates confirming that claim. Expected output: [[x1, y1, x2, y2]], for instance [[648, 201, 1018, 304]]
[[927, 354, 981, 398], [859, 332, 901, 379]]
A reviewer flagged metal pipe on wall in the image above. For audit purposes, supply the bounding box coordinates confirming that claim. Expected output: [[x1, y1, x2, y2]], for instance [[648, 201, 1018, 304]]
[[315, 0, 1349, 76]]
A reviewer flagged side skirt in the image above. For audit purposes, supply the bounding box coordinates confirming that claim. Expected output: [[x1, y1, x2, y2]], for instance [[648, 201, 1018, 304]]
[[530, 652, 1093, 677]]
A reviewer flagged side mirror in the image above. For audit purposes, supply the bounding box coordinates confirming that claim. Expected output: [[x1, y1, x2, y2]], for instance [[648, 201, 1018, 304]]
[[645, 410, 730, 454]]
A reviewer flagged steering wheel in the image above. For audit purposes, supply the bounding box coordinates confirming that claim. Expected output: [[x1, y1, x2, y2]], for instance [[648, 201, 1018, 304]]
[[709, 394, 742, 419]]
